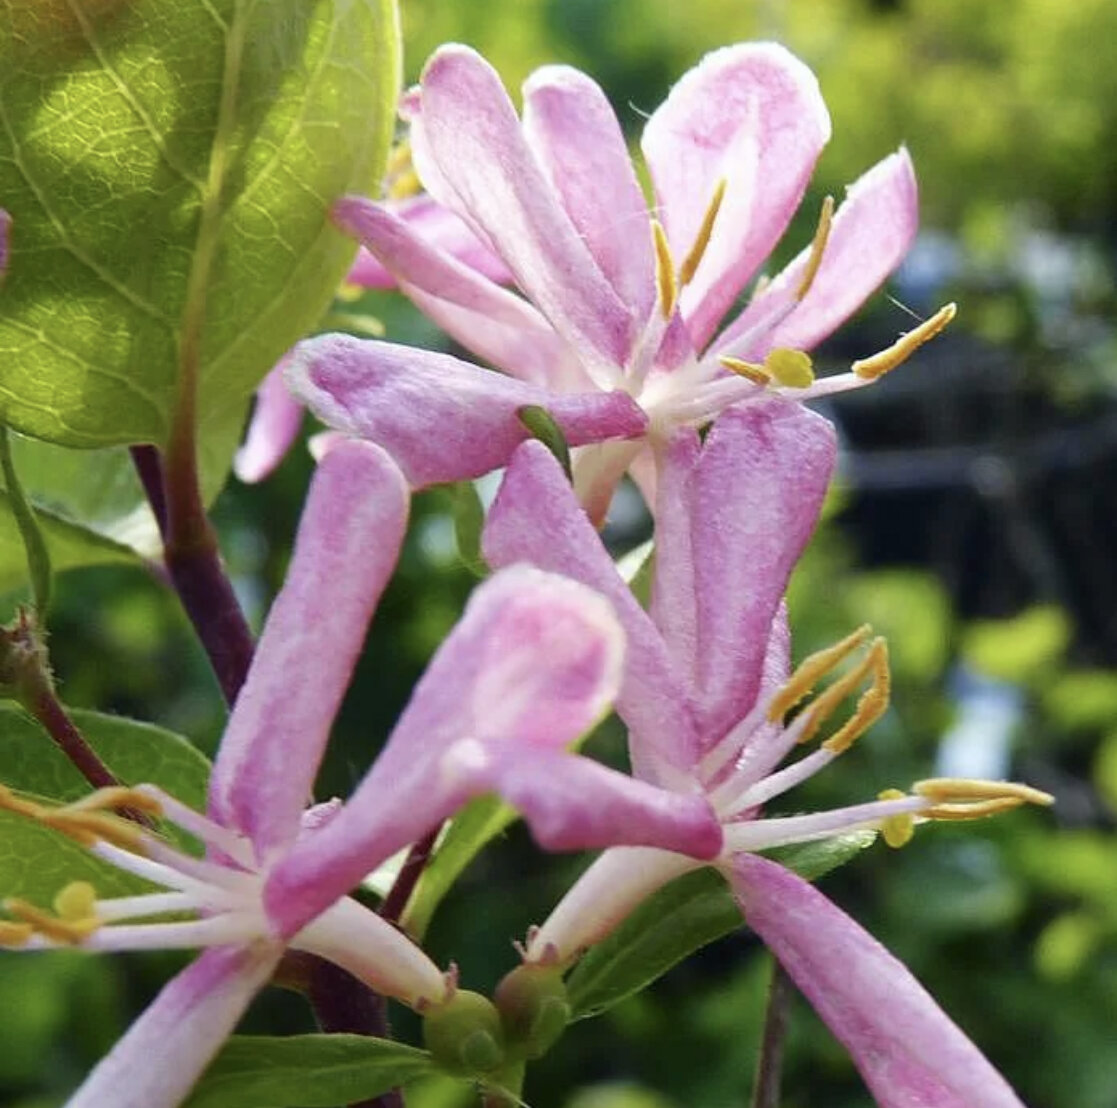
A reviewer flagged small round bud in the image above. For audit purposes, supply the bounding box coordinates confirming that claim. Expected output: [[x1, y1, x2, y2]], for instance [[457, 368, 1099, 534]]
[[422, 989, 505, 1076], [494, 963, 570, 1059]]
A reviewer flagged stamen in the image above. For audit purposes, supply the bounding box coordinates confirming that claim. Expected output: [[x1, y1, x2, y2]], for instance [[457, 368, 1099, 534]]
[[877, 788, 915, 848], [0, 785, 43, 820], [54, 881, 97, 922], [795, 638, 886, 746], [913, 778, 1054, 807], [5, 897, 100, 944], [924, 798, 1028, 820], [767, 625, 872, 722], [677, 178, 727, 288], [0, 921, 33, 946], [795, 194, 834, 301], [718, 355, 771, 386], [764, 348, 815, 389], [821, 640, 891, 753], [652, 220, 678, 319], [63, 787, 163, 816], [0, 785, 149, 850], [852, 302, 957, 380], [385, 142, 422, 200]]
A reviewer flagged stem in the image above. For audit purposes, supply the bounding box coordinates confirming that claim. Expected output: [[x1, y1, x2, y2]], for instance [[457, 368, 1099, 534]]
[[749, 959, 794, 1108], [129, 445, 168, 539], [379, 827, 441, 927]]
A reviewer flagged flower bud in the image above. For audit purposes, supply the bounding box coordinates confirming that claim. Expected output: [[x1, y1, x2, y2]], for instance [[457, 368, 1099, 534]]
[[494, 962, 570, 1059], [422, 989, 505, 1076]]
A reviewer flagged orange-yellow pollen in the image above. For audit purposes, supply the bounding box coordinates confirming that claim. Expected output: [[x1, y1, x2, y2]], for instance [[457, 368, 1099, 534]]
[[821, 640, 891, 753], [718, 355, 771, 386], [677, 178, 727, 288], [0, 786, 158, 851], [0, 920, 33, 946], [913, 778, 1054, 808], [797, 637, 888, 747], [4, 896, 100, 944], [767, 625, 872, 722], [795, 194, 834, 301], [385, 142, 422, 200], [651, 219, 677, 319], [852, 302, 957, 380]]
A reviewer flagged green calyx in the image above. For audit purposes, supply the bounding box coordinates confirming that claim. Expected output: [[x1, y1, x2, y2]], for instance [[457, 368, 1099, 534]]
[[422, 989, 506, 1077], [494, 963, 571, 1059]]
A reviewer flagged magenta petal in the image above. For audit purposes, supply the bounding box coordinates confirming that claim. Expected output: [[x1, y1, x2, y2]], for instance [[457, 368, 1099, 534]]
[[522, 65, 655, 321], [287, 333, 646, 488], [690, 401, 835, 743], [265, 566, 629, 936], [714, 148, 919, 360], [419, 45, 636, 377], [642, 43, 831, 350], [209, 440, 409, 860], [67, 945, 280, 1108], [484, 441, 699, 781], [233, 356, 304, 483], [730, 855, 1026, 1108]]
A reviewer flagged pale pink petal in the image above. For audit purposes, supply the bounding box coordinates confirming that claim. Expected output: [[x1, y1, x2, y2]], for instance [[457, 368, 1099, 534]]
[[233, 356, 304, 483], [66, 945, 280, 1108], [522, 65, 655, 321], [345, 194, 511, 289], [690, 401, 835, 744], [642, 43, 831, 350], [286, 334, 646, 488], [209, 440, 409, 861], [0, 208, 10, 282], [714, 149, 919, 360], [730, 855, 1026, 1108], [419, 45, 636, 381], [483, 441, 699, 782], [264, 566, 635, 935]]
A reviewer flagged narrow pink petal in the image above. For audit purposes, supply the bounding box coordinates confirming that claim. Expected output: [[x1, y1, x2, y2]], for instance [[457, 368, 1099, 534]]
[[419, 45, 637, 379], [714, 149, 919, 360], [642, 43, 831, 350], [264, 566, 631, 936], [344, 194, 512, 289], [0, 208, 10, 282], [209, 440, 409, 861], [691, 401, 835, 745], [730, 855, 1026, 1108], [522, 65, 655, 321], [483, 441, 699, 781], [286, 334, 646, 488], [67, 945, 280, 1108], [233, 356, 304, 483]]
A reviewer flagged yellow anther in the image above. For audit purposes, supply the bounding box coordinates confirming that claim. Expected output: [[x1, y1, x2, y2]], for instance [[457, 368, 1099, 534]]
[[718, 355, 771, 386], [385, 142, 422, 200], [852, 302, 957, 380], [0, 785, 45, 820], [4, 898, 100, 944], [677, 178, 727, 288], [797, 637, 887, 746], [63, 786, 162, 816], [821, 640, 891, 754], [40, 809, 146, 851], [924, 798, 1028, 820], [877, 789, 915, 848], [795, 194, 834, 301], [764, 348, 815, 389], [767, 625, 872, 722], [913, 778, 1054, 807], [652, 220, 678, 319], [54, 881, 97, 923], [0, 920, 34, 947], [386, 141, 413, 178]]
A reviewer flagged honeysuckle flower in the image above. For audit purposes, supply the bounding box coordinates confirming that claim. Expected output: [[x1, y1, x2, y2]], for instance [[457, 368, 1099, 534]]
[[289, 42, 943, 519], [0, 439, 720, 1108], [481, 403, 1050, 1108]]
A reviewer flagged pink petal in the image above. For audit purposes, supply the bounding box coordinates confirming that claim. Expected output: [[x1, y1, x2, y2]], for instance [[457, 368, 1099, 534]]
[[642, 43, 831, 350], [419, 45, 637, 381], [286, 333, 647, 488], [730, 855, 1026, 1108], [233, 356, 304, 483], [483, 441, 700, 782], [209, 440, 409, 861], [522, 65, 655, 321], [714, 149, 919, 360], [67, 945, 280, 1108], [345, 194, 512, 289], [264, 566, 635, 936], [690, 401, 835, 744]]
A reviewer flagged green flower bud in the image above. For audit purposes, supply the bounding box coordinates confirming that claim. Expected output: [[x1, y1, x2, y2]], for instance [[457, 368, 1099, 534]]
[[494, 962, 570, 1059], [422, 989, 505, 1077]]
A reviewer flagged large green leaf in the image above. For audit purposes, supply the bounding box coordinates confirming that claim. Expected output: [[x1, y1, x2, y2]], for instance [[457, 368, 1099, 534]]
[[566, 832, 876, 1020], [0, 0, 399, 448], [184, 1034, 437, 1108], [0, 702, 211, 905]]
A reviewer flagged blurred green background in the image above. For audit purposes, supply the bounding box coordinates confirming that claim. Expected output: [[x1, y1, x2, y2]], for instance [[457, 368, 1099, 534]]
[[6, 0, 1117, 1105]]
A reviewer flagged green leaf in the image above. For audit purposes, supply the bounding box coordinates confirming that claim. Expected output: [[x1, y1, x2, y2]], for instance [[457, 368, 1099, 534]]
[[0, 426, 54, 613], [0, 0, 400, 448], [0, 702, 211, 905], [566, 832, 875, 1020], [517, 405, 572, 479], [184, 1034, 437, 1108], [449, 480, 487, 578], [403, 795, 517, 939]]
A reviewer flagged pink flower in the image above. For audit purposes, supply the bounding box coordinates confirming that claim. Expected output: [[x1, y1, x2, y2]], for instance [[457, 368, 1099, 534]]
[[289, 43, 938, 518], [482, 405, 1049, 1108], [0, 439, 719, 1108]]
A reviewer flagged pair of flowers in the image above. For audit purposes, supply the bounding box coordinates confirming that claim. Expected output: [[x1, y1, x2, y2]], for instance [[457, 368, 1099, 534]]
[[2, 40, 1045, 1108]]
